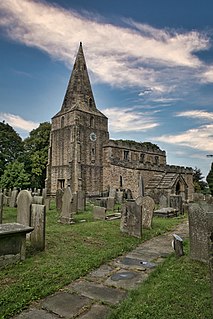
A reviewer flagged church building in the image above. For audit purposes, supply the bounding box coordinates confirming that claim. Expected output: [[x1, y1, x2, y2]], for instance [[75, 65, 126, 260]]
[[46, 43, 194, 202]]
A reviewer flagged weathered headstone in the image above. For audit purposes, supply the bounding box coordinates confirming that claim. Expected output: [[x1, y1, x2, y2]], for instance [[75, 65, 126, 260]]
[[60, 187, 74, 224], [120, 200, 142, 238], [9, 189, 19, 208], [32, 196, 44, 205], [107, 197, 115, 211], [17, 190, 32, 226], [0, 193, 3, 224], [109, 187, 116, 199], [159, 195, 168, 209], [116, 190, 124, 204], [139, 196, 155, 229], [42, 188, 47, 199], [169, 195, 183, 214], [188, 202, 211, 262], [30, 204, 46, 250], [56, 188, 64, 212], [93, 206, 106, 220], [77, 190, 86, 212], [173, 234, 184, 257]]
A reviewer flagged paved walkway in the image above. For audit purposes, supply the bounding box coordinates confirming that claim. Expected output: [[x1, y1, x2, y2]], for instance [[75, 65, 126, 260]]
[[13, 221, 189, 319]]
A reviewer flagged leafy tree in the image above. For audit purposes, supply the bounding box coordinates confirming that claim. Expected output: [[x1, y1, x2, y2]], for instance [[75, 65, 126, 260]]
[[23, 122, 51, 189], [0, 160, 30, 189], [0, 121, 23, 177], [207, 163, 213, 195], [193, 167, 207, 193]]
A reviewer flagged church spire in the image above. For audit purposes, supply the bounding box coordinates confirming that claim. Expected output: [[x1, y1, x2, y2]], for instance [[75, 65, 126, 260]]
[[60, 42, 97, 113]]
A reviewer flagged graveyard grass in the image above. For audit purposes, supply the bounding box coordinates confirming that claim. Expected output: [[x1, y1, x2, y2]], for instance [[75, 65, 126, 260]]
[[0, 203, 211, 318]]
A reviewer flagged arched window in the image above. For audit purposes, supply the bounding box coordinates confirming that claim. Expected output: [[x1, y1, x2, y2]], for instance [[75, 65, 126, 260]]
[[90, 116, 94, 128], [89, 98, 93, 108]]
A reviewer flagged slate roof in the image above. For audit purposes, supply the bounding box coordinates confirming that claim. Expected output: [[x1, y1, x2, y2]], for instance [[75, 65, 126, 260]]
[[146, 172, 179, 189]]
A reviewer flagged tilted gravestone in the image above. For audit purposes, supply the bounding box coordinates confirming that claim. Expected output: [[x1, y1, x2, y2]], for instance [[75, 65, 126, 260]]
[[77, 190, 86, 212], [188, 202, 213, 262], [60, 187, 74, 224], [93, 206, 106, 220], [17, 190, 32, 226], [169, 195, 183, 214], [159, 195, 168, 209], [9, 189, 19, 208], [0, 193, 3, 224], [136, 196, 155, 229], [30, 204, 46, 251], [120, 200, 142, 238], [56, 188, 64, 212]]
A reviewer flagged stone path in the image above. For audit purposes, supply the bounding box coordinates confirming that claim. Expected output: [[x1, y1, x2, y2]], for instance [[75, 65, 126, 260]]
[[12, 221, 189, 319]]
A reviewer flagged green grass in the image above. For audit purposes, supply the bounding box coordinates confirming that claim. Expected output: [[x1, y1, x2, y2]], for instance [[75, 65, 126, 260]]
[[108, 241, 212, 319], [0, 202, 204, 318]]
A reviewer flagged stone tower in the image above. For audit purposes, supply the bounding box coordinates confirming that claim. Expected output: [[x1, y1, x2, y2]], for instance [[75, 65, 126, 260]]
[[46, 43, 109, 196]]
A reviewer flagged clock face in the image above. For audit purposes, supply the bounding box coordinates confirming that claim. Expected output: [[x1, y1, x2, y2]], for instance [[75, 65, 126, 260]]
[[89, 132, 97, 141]]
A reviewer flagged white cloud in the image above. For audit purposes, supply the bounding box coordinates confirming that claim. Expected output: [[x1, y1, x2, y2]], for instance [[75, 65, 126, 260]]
[[0, 0, 211, 93], [176, 110, 213, 121], [154, 124, 213, 152], [0, 113, 39, 132], [102, 107, 159, 132]]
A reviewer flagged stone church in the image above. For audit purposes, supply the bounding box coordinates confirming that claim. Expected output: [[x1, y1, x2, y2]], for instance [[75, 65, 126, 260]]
[[46, 43, 194, 202]]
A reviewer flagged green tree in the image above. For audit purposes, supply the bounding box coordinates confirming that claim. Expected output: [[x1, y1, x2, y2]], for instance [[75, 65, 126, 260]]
[[193, 167, 207, 193], [207, 163, 213, 195], [0, 160, 30, 189], [0, 121, 23, 177], [23, 122, 51, 189]]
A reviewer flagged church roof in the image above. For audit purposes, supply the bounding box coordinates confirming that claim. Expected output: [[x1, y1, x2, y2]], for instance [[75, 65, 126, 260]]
[[146, 172, 181, 189], [53, 42, 106, 118]]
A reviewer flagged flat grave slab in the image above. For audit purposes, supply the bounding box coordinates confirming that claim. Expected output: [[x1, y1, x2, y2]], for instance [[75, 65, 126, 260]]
[[13, 308, 58, 319], [67, 280, 127, 305], [42, 292, 91, 318], [105, 269, 148, 290], [77, 304, 111, 319]]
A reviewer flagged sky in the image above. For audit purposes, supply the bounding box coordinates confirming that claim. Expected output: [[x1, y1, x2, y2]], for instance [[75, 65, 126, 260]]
[[0, 0, 213, 179]]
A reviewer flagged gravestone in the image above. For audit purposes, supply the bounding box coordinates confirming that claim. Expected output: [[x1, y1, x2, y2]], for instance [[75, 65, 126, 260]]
[[173, 234, 184, 257], [56, 188, 64, 212], [32, 196, 44, 205], [93, 206, 106, 220], [159, 195, 168, 209], [42, 188, 47, 199], [188, 202, 211, 262], [0, 193, 3, 224], [169, 195, 183, 214], [116, 190, 124, 204], [138, 196, 155, 229], [120, 200, 142, 238], [30, 204, 46, 250], [107, 197, 115, 211], [77, 190, 86, 212], [17, 190, 32, 226], [9, 189, 19, 208], [109, 187, 116, 199], [44, 197, 51, 211], [60, 187, 74, 224]]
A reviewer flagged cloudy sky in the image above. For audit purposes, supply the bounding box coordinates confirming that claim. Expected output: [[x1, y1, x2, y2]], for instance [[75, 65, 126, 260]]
[[0, 0, 213, 178]]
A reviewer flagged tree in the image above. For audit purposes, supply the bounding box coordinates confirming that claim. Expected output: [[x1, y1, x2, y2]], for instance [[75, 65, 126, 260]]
[[23, 122, 51, 189], [0, 160, 30, 189], [0, 121, 23, 177], [207, 163, 213, 195], [193, 167, 207, 193]]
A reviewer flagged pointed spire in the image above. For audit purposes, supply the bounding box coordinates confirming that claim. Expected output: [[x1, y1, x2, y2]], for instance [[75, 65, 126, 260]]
[[60, 42, 97, 113]]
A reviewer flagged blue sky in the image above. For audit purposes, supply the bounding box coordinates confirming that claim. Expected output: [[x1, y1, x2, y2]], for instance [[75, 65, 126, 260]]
[[0, 0, 213, 179]]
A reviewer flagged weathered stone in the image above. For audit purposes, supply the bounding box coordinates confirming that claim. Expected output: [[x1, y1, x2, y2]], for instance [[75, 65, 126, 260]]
[[120, 200, 142, 238], [159, 194, 168, 209], [30, 204, 46, 251], [193, 192, 205, 202], [105, 269, 148, 290], [169, 195, 183, 214], [60, 187, 74, 224], [32, 196, 44, 205], [44, 198, 51, 211], [9, 189, 19, 208], [77, 304, 110, 319], [93, 206, 106, 220], [13, 308, 59, 319], [173, 234, 184, 257], [140, 196, 155, 229], [109, 187, 116, 198], [188, 202, 211, 262], [77, 190, 86, 212], [17, 190, 32, 226], [107, 197, 115, 211], [42, 292, 91, 318], [56, 188, 64, 212], [154, 207, 178, 218], [116, 190, 124, 204], [138, 176, 145, 197]]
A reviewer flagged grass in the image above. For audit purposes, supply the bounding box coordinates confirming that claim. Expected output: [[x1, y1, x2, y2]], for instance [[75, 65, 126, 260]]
[[108, 241, 212, 319], [0, 202, 209, 318]]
